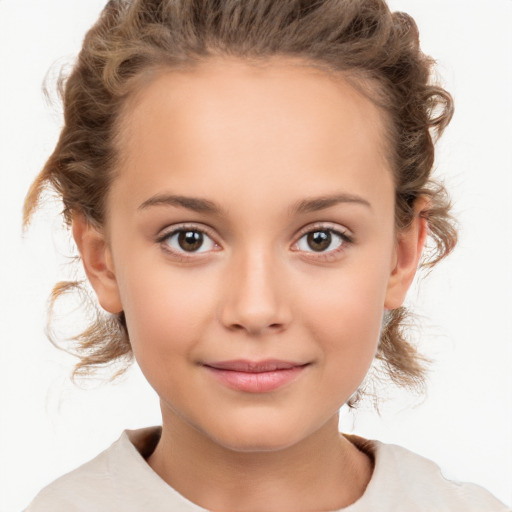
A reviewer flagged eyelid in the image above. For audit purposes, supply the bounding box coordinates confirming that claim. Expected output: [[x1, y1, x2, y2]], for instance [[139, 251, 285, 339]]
[[155, 221, 353, 262], [294, 222, 353, 242], [156, 223, 221, 259], [292, 222, 353, 258]]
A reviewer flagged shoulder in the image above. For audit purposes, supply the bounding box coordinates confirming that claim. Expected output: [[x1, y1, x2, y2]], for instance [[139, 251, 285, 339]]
[[346, 435, 510, 512], [382, 442, 508, 510], [23, 425, 212, 512], [23, 426, 164, 512], [23, 438, 117, 512]]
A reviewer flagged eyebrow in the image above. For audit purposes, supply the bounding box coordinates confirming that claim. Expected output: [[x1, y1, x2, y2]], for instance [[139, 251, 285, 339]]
[[139, 194, 225, 215], [291, 193, 372, 214], [138, 192, 371, 216]]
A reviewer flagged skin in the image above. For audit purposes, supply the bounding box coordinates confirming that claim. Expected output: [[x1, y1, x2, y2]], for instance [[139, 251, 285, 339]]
[[73, 57, 427, 512]]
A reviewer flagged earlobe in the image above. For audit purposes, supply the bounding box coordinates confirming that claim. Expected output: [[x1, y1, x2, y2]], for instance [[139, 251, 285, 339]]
[[384, 200, 429, 310], [71, 213, 123, 314]]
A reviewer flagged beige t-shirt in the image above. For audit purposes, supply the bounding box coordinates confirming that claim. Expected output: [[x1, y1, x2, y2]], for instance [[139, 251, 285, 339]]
[[24, 426, 510, 511]]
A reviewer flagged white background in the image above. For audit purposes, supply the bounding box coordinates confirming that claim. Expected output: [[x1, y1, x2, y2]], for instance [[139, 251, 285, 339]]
[[0, 1, 511, 510]]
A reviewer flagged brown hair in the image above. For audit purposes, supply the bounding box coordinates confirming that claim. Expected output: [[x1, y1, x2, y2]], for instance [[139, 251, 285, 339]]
[[23, 0, 456, 403]]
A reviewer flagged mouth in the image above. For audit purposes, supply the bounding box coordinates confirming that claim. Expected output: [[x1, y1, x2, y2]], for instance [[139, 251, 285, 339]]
[[203, 359, 310, 393]]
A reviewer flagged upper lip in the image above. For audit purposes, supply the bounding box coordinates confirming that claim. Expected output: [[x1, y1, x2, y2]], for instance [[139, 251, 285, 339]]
[[204, 360, 308, 373]]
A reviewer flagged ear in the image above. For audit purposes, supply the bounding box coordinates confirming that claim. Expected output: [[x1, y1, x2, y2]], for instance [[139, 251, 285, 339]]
[[72, 213, 123, 314], [384, 198, 429, 310]]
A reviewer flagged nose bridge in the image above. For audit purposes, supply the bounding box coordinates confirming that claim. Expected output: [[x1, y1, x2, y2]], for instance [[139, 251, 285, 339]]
[[219, 240, 291, 335]]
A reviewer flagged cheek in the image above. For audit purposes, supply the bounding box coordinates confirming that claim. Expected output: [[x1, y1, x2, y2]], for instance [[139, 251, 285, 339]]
[[310, 305, 380, 401], [300, 261, 390, 368], [115, 261, 218, 363]]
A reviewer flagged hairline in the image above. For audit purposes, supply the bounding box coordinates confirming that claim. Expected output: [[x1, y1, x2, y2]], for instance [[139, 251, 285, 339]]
[[106, 54, 398, 225]]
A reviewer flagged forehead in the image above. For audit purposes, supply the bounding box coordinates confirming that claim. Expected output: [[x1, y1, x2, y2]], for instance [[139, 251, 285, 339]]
[[112, 57, 393, 215], [121, 56, 388, 150]]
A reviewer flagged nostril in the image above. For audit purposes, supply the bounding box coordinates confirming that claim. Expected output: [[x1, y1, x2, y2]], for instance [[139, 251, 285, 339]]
[[227, 322, 284, 335]]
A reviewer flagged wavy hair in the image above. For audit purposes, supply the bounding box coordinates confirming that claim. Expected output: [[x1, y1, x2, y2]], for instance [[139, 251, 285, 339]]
[[24, 0, 456, 403]]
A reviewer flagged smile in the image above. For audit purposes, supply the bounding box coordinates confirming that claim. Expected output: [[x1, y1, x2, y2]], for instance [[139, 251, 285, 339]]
[[203, 360, 310, 393]]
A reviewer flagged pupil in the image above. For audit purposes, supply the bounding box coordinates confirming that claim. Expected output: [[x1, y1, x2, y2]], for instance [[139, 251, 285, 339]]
[[308, 231, 331, 251], [178, 231, 203, 251]]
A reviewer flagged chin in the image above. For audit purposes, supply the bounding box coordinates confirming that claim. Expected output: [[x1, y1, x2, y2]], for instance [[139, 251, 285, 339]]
[[202, 412, 317, 454], [213, 431, 301, 454]]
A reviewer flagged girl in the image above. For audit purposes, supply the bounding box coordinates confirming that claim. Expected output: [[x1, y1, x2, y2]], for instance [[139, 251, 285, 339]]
[[12, 0, 510, 510]]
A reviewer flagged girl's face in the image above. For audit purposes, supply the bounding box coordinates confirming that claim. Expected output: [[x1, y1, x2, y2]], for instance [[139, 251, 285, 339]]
[[79, 58, 423, 452]]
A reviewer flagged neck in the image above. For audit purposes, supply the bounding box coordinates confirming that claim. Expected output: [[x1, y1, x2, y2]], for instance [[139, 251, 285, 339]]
[[147, 409, 373, 512]]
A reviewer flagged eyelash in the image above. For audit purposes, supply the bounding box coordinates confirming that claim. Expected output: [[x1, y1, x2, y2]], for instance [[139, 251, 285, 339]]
[[156, 224, 219, 262], [293, 223, 353, 261], [156, 222, 353, 262]]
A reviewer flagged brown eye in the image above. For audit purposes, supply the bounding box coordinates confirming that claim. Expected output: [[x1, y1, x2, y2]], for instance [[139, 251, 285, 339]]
[[307, 231, 332, 252], [295, 228, 349, 254], [162, 228, 216, 254], [178, 231, 204, 252]]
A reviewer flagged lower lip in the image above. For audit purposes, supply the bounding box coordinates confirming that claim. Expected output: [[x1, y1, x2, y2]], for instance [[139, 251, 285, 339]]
[[204, 365, 308, 393]]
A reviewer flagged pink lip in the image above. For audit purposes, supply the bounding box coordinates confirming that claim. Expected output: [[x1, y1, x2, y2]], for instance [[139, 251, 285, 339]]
[[203, 359, 309, 393]]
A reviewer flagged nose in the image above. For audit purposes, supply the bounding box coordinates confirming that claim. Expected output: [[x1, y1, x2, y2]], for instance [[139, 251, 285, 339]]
[[218, 248, 292, 336]]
